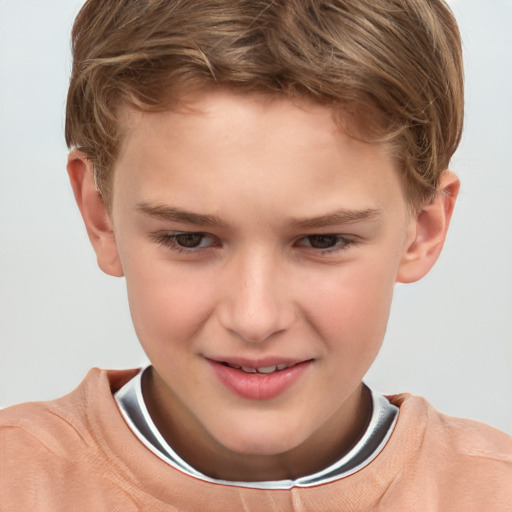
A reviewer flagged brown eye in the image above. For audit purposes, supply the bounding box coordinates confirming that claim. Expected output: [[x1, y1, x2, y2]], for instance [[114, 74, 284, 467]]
[[306, 235, 339, 249], [175, 233, 205, 248]]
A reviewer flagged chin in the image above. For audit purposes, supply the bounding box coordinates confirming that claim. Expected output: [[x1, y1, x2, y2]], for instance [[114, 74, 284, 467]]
[[214, 419, 307, 457]]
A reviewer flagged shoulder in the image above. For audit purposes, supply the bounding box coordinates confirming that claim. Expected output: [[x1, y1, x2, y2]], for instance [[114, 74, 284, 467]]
[[390, 393, 512, 461], [0, 367, 138, 453], [385, 393, 512, 511], [0, 368, 140, 510], [1, 369, 109, 472], [439, 411, 512, 462], [2, 379, 93, 458]]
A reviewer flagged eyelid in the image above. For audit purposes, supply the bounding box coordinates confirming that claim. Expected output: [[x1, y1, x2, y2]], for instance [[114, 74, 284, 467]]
[[151, 231, 220, 251], [294, 234, 359, 254], [150, 231, 360, 256]]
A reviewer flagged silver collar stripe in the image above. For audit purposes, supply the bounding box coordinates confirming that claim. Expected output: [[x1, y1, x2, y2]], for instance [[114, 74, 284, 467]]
[[115, 367, 398, 489]]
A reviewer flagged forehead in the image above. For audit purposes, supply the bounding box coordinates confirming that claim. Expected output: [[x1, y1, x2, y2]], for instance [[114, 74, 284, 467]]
[[112, 90, 406, 222], [120, 91, 341, 149], [119, 88, 387, 153]]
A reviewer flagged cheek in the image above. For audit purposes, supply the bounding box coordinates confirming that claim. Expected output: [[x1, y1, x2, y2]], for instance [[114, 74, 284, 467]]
[[300, 257, 397, 351], [122, 254, 216, 352]]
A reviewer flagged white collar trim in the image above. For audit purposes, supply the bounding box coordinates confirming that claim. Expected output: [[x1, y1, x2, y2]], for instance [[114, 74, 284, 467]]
[[115, 366, 398, 489]]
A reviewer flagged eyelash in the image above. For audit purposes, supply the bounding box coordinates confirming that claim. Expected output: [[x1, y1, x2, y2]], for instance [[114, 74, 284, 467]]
[[295, 234, 358, 255], [151, 232, 220, 254], [151, 232, 358, 256]]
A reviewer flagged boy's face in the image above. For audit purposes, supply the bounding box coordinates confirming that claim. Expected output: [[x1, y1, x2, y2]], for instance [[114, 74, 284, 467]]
[[105, 91, 418, 473]]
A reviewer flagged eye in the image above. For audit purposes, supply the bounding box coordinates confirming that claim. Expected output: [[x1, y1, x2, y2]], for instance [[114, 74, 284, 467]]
[[151, 231, 219, 252], [295, 234, 357, 253], [304, 235, 339, 249], [174, 233, 208, 248]]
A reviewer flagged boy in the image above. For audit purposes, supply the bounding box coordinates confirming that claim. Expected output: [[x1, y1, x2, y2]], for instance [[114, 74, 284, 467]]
[[1, 0, 511, 510]]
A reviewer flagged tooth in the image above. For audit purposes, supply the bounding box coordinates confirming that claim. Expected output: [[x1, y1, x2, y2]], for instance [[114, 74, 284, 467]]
[[241, 366, 257, 373], [228, 363, 241, 369], [257, 365, 277, 374], [276, 364, 289, 370]]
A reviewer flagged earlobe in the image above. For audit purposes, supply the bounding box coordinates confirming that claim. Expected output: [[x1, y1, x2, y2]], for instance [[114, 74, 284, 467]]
[[397, 171, 460, 283], [67, 149, 124, 277]]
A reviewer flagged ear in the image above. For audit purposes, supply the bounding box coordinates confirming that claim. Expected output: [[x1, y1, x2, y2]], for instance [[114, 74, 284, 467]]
[[397, 171, 459, 283], [67, 149, 124, 277]]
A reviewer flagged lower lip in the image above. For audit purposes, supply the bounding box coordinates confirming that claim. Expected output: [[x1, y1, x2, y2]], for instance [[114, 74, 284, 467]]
[[208, 360, 311, 400]]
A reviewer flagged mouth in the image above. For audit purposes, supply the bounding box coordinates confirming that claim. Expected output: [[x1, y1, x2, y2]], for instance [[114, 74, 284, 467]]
[[219, 361, 298, 374], [207, 357, 313, 400]]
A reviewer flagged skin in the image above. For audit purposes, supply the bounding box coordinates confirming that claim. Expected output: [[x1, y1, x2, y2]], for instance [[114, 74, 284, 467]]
[[68, 90, 459, 482]]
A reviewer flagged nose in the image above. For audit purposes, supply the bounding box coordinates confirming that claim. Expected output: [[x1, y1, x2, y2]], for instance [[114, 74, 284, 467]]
[[217, 250, 295, 343]]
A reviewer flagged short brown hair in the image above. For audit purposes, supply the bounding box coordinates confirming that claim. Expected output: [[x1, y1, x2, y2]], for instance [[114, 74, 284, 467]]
[[65, 0, 463, 208]]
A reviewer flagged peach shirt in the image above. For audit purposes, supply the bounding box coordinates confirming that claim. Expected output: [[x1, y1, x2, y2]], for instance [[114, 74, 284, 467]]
[[1, 368, 511, 511]]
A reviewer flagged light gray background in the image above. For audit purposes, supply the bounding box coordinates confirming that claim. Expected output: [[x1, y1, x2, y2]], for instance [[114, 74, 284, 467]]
[[1, 0, 511, 435]]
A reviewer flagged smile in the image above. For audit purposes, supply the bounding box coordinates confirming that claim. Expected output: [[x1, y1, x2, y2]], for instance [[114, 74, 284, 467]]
[[221, 362, 296, 374], [208, 358, 312, 400]]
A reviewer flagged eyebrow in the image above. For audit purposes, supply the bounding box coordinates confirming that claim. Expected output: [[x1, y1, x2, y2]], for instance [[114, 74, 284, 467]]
[[136, 202, 228, 227], [137, 201, 381, 229], [290, 208, 381, 229]]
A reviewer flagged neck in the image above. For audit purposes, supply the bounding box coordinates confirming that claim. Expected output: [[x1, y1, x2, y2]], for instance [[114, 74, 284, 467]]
[[143, 369, 372, 482]]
